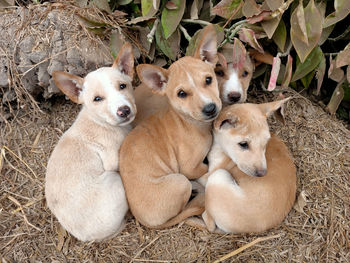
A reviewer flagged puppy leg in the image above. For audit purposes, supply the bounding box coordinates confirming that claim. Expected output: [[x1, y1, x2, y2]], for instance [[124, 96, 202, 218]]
[[202, 211, 216, 232]]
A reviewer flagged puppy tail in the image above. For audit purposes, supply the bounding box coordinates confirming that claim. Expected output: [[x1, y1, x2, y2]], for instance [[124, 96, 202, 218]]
[[152, 193, 205, 229]]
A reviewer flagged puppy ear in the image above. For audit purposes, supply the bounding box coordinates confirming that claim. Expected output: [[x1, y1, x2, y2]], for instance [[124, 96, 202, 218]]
[[194, 25, 218, 65], [113, 42, 134, 78], [258, 97, 290, 120], [136, 64, 169, 95], [217, 52, 228, 71], [232, 38, 247, 70], [214, 112, 239, 130], [52, 71, 84, 104]]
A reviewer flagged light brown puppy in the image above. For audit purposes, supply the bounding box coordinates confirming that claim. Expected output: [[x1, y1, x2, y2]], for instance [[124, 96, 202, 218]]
[[45, 43, 135, 241], [119, 25, 222, 228], [133, 39, 253, 126], [199, 99, 296, 233]]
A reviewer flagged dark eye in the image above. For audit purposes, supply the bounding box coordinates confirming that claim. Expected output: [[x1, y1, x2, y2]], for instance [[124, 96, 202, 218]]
[[93, 96, 103, 102], [215, 70, 225, 77], [177, 90, 187, 98], [205, 76, 212, 85], [238, 141, 249, 149], [120, 83, 127, 90], [242, 71, 249, 78]]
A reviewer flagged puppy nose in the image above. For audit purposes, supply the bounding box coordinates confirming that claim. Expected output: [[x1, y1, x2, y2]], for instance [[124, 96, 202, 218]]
[[202, 103, 217, 117], [117, 105, 131, 118], [228, 92, 241, 103], [255, 169, 267, 177]]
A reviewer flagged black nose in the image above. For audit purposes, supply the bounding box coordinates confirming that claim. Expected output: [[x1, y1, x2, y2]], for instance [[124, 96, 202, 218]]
[[255, 169, 267, 177], [117, 105, 131, 118], [202, 103, 217, 117], [228, 92, 241, 103]]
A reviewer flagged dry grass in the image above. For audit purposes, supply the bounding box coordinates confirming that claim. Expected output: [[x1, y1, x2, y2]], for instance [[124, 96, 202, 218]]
[[1, 88, 349, 262]]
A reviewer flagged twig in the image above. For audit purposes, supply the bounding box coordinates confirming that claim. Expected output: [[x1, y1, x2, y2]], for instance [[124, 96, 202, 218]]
[[214, 234, 281, 262], [328, 26, 350, 42], [181, 18, 211, 26], [131, 236, 161, 261], [179, 25, 191, 42], [147, 19, 159, 43]]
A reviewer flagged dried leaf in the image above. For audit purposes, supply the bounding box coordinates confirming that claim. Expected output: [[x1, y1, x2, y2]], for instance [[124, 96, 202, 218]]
[[267, 56, 281, 91], [323, 0, 350, 28], [315, 53, 326, 95], [325, 82, 345, 114], [265, 0, 283, 11], [272, 19, 286, 51], [127, 16, 155, 25], [156, 24, 180, 61], [110, 30, 125, 59], [329, 56, 344, 82], [141, 0, 160, 17], [319, 24, 335, 46], [247, 10, 273, 24], [292, 46, 322, 82], [89, 0, 111, 13], [281, 55, 293, 89], [261, 14, 281, 39], [336, 48, 350, 68], [238, 28, 264, 53], [242, 0, 261, 18], [75, 0, 89, 8], [165, 0, 178, 10], [293, 190, 307, 213], [291, 0, 322, 63], [294, 0, 308, 45], [161, 0, 186, 39], [347, 66, 350, 83], [190, 0, 203, 19], [212, 0, 243, 20]]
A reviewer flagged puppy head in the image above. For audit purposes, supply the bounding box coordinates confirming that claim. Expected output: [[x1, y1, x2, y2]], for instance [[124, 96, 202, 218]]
[[213, 98, 289, 177], [215, 39, 254, 105], [136, 25, 222, 123], [53, 43, 136, 126]]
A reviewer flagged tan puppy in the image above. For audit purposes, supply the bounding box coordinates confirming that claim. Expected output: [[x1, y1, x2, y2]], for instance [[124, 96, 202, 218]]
[[199, 99, 296, 233], [133, 39, 253, 126], [119, 25, 222, 228], [45, 43, 136, 242]]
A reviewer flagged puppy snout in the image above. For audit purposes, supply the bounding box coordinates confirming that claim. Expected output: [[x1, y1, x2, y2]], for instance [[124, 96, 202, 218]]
[[227, 92, 241, 103], [202, 103, 217, 117], [117, 105, 131, 118], [255, 169, 267, 177]]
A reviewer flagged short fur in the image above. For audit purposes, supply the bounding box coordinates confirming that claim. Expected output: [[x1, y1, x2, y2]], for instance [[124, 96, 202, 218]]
[[45, 43, 136, 241], [119, 25, 222, 228], [198, 99, 296, 233]]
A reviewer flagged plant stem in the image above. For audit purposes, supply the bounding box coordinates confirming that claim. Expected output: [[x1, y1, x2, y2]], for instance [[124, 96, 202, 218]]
[[147, 19, 159, 43], [328, 26, 350, 42], [179, 25, 191, 42], [181, 19, 211, 26]]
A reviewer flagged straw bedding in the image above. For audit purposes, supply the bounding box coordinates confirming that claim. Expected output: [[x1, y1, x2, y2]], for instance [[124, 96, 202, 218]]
[[0, 4, 349, 263]]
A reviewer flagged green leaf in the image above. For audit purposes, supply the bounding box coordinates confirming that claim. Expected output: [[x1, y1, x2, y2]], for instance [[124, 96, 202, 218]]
[[156, 23, 180, 61], [261, 15, 282, 39], [142, 0, 160, 17], [325, 82, 345, 114], [343, 82, 350, 102], [212, 0, 243, 20], [272, 19, 286, 51], [117, 0, 132, 5], [323, 0, 350, 28], [110, 30, 125, 59], [290, 0, 322, 63], [281, 55, 293, 89], [292, 46, 323, 82], [315, 52, 326, 95], [301, 70, 314, 89], [161, 0, 186, 39]]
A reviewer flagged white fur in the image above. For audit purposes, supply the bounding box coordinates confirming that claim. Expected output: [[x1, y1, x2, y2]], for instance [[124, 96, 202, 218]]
[[222, 64, 242, 101]]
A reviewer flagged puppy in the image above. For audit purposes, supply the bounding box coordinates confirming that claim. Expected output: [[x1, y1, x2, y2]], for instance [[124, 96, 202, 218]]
[[45, 43, 136, 242], [199, 99, 296, 233], [132, 39, 253, 126], [119, 25, 222, 228]]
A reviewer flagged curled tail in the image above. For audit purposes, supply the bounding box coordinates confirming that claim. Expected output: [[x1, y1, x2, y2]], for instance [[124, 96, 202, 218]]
[[151, 193, 205, 229]]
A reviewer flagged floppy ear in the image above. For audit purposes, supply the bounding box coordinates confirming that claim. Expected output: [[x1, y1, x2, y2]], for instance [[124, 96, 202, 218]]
[[214, 111, 240, 130], [194, 25, 218, 65], [52, 71, 84, 104], [112, 42, 134, 78], [136, 64, 169, 95], [258, 98, 290, 120]]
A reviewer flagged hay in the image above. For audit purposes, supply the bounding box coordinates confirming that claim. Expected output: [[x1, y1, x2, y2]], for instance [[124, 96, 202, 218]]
[[1, 87, 349, 262]]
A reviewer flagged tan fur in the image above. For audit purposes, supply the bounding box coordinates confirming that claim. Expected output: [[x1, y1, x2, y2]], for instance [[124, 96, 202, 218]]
[[45, 43, 135, 241], [200, 100, 296, 233], [120, 25, 221, 228]]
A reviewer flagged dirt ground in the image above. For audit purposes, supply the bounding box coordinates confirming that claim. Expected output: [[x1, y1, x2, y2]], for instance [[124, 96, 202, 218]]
[[1, 87, 349, 263]]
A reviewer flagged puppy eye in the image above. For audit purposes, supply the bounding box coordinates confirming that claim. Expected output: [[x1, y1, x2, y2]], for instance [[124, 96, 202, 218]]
[[177, 90, 187, 98], [93, 96, 103, 102], [242, 71, 249, 78], [205, 76, 212, 85], [120, 83, 127, 90], [238, 141, 249, 149], [215, 70, 225, 77]]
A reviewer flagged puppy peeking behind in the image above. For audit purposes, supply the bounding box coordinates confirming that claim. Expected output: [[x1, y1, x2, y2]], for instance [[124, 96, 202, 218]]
[[45, 43, 136, 242]]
